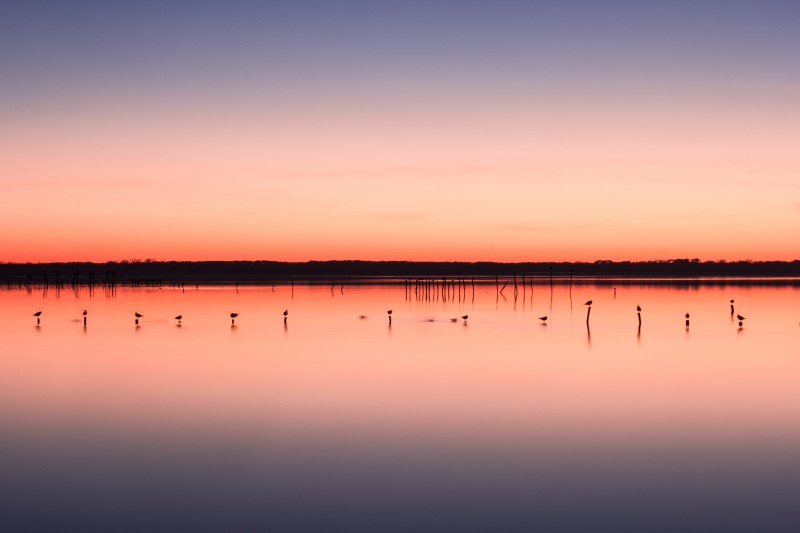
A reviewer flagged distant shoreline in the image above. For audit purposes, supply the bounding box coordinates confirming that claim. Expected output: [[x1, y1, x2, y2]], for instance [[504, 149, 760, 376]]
[[1, 260, 798, 286]]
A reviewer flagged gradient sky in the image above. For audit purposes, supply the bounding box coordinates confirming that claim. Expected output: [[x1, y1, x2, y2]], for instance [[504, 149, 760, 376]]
[[1, 0, 798, 262]]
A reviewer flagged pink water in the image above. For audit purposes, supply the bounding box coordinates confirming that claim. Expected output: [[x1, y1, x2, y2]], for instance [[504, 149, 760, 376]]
[[1, 283, 799, 530]]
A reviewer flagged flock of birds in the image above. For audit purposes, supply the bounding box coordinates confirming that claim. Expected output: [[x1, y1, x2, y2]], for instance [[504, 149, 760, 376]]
[[35, 309, 293, 327], [31, 299, 751, 328], [532, 299, 747, 327]]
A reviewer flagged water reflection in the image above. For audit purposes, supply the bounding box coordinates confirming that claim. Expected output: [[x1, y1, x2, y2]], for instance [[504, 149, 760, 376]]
[[586, 322, 592, 348], [2, 283, 800, 530]]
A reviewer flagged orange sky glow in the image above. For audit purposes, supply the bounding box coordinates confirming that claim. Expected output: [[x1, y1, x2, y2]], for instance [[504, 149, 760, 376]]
[[1, 2, 798, 263]]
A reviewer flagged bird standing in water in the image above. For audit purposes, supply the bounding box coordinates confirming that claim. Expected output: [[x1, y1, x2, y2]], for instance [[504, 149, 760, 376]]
[[33, 311, 42, 325], [737, 314, 746, 327], [387, 310, 392, 324], [135, 312, 143, 325], [175, 315, 182, 325], [283, 309, 288, 325], [230, 312, 239, 325], [539, 316, 547, 324], [82, 309, 87, 326]]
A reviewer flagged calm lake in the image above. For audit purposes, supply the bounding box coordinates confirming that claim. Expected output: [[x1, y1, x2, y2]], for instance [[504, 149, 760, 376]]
[[1, 282, 799, 531]]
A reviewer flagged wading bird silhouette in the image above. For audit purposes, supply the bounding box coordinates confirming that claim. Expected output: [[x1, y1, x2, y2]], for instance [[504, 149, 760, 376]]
[[387, 310, 392, 324], [737, 314, 746, 327], [539, 316, 547, 323], [283, 309, 288, 325], [82, 309, 87, 326], [230, 312, 239, 325], [33, 311, 41, 325], [135, 312, 143, 325], [175, 315, 182, 325]]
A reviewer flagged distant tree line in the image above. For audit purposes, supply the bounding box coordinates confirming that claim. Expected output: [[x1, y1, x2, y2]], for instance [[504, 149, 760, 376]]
[[0, 259, 798, 285]]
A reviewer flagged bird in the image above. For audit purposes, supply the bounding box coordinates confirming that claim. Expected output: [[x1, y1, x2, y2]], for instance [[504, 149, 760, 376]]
[[82, 310, 87, 316], [737, 314, 745, 321], [387, 310, 392, 315], [230, 312, 239, 325], [584, 300, 592, 306], [387, 310, 392, 324], [175, 315, 182, 324], [82, 309, 87, 326], [636, 305, 641, 312], [33, 311, 42, 324], [461, 315, 468, 322], [539, 316, 547, 321], [135, 312, 143, 319], [283, 309, 288, 324], [283, 310, 288, 316]]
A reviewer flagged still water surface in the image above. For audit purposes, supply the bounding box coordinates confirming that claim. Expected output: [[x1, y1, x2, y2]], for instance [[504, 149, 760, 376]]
[[1, 283, 799, 531]]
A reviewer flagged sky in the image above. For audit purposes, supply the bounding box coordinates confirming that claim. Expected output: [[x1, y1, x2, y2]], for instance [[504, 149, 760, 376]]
[[1, 0, 798, 263]]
